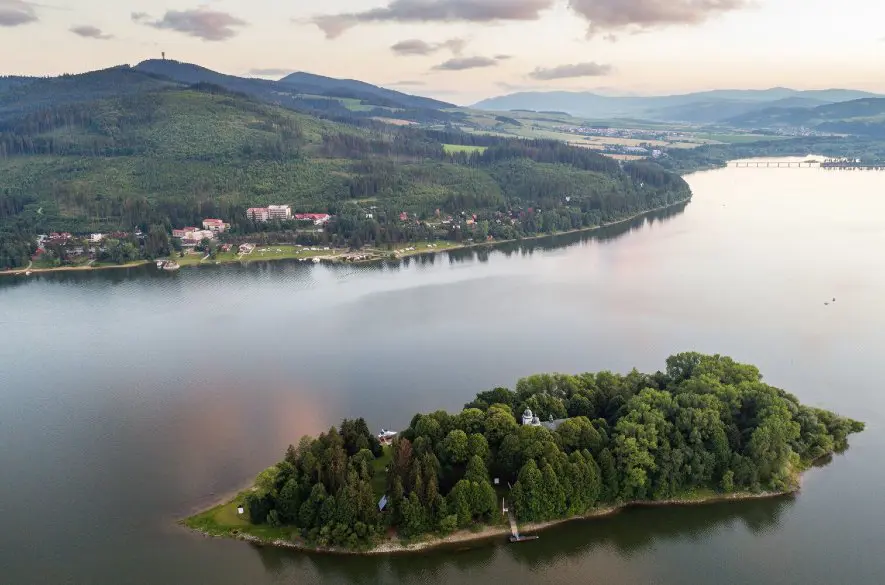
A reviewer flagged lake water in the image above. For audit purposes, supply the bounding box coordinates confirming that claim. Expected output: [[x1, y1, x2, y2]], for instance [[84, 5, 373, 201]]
[[2, 160, 884, 585]]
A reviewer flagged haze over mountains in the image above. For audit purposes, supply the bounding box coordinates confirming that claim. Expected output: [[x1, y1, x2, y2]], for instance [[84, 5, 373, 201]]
[[6, 60, 885, 137], [473, 89, 884, 124]]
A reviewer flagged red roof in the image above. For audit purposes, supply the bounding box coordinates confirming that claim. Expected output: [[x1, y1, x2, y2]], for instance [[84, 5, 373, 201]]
[[294, 213, 330, 220], [203, 219, 224, 225]]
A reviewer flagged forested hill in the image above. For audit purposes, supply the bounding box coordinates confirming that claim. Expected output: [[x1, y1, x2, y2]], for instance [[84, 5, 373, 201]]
[[132, 60, 456, 124], [0, 67, 178, 119], [0, 73, 690, 269], [228, 353, 863, 550], [277, 71, 452, 110], [726, 97, 885, 137]]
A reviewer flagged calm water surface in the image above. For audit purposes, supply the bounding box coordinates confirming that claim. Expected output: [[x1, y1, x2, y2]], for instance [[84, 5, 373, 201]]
[[1, 160, 883, 585]]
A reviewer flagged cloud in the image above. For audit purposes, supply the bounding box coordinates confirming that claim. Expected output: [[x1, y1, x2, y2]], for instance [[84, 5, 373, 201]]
[[568, 0, 749, 36], [70, 25, 113, 40], [132, 8, 247, 41], [388, 80, 427, 87], [391, 37, 467, 56], [0, 0, 38, 26], [248, 68, 292, 77], [433, 56, 499, 71], [494, 54, 512, 60], [529, 62, 613, 80], [313, 0, 554, 38]]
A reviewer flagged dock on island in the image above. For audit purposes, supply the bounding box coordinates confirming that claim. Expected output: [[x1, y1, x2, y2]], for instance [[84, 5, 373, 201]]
[[505, 502, 539, 543]]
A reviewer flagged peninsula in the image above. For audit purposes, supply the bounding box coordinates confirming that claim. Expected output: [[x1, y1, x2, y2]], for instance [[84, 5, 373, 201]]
[[184, 353, 864, 554]]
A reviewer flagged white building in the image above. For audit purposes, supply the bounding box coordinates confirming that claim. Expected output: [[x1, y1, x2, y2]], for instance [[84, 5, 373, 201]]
[[202, 219, 227, 233], [522, 408, 541, 427], [267, 205, 292, 220], [521, 408, 568, 431], [246, 208, 270, 222]]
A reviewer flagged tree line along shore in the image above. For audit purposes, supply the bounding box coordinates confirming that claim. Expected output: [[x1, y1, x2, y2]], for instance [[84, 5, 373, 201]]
[[183, 352, 863, 554], [1, 197, 690, 276]]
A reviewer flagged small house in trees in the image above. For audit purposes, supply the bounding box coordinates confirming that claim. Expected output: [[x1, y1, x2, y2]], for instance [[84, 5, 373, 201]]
[[522, 408, 568, 431]]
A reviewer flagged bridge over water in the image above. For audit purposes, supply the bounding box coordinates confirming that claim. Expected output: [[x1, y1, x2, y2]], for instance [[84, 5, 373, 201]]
[[728, 161, 885, 170]]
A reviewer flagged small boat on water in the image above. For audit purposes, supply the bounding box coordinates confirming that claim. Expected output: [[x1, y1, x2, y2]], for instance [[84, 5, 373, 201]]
[[312, 257, 321, 264], [156, 260, 180, 271]]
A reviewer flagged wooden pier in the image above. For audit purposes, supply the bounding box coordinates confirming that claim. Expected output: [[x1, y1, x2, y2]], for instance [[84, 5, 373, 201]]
[[507, 508, 539, 543]]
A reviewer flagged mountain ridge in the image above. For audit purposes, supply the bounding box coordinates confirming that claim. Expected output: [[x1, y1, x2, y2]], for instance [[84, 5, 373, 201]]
[[132, 60, 453, 120], [472, 88, 883, 123]]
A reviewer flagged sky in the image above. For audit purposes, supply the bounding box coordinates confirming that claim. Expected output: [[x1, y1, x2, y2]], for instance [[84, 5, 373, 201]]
[[2, 0, 885, 105]]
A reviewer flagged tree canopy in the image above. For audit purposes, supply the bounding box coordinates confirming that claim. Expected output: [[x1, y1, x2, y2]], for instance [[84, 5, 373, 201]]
[[243, 353, 863, 550]]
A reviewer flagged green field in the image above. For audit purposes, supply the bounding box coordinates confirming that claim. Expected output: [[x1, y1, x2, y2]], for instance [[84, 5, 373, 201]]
[[443, 144, 488, 154], [183, 490, 292, 541], [370, 446, 392, 498], [694, 133, 793, 144]]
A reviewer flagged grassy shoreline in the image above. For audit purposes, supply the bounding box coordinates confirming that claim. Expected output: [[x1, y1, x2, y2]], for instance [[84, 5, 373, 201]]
[[0, 197, 691, 277], [181, 482, 796, 556]]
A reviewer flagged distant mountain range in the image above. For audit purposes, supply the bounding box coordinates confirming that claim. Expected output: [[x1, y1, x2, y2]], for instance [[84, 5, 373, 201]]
[[472, 88, 883, 124], [725, 97, 885, 137]]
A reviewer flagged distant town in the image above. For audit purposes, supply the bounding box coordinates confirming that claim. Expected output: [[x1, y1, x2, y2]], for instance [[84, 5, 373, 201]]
[[15, 202, 529, 273]]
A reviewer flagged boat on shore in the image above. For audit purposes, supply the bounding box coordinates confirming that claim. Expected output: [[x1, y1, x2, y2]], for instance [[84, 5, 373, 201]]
[[156, 260, 181, 271]]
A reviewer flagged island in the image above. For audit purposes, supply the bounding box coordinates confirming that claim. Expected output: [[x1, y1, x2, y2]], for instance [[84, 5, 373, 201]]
[[183, 352, 864, 554]]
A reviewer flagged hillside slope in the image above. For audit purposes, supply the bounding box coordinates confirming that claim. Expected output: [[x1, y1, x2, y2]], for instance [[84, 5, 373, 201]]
[[134, 60, 455, 123], [0, 66, 178, 119], [0, 76, 690, 269], [279, 71, 451, 110], [726, 97, 885, 136]]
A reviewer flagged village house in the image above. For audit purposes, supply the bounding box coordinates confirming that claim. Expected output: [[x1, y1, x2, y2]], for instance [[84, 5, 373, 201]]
[[202, 219, 228, 233], [294, 213, 331, 226], [521, 408, 569, 432], [47, 232, 72, 243], [172, 227, 215, 246]]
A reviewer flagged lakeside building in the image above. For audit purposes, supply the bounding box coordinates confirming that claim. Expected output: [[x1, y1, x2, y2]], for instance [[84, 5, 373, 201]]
[[246, 207, 270, 222], [202, 219, 228, 233], [294, 213, 331, 225], [172, 227, 216, 247], [268, 205, 292, 220], [247, 206, 294, 222]]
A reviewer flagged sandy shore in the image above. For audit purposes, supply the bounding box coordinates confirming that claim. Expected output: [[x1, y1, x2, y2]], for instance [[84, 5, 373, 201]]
[[0, 260, 150, 276]]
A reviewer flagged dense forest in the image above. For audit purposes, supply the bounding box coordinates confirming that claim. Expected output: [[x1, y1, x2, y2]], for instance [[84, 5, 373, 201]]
[[240, 353, 863, 550], [0, 80, 692, 269]]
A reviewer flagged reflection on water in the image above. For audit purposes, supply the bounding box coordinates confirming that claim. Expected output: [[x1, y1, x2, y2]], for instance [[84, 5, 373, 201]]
[[3, 166, 885, 585], [247, 494, 790, 585], [0, 202, 689, 292]]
